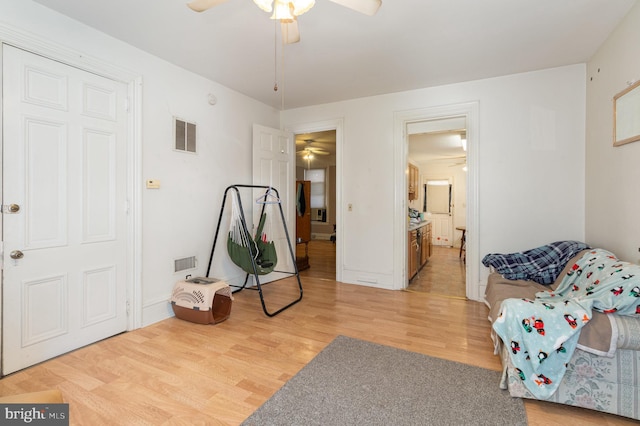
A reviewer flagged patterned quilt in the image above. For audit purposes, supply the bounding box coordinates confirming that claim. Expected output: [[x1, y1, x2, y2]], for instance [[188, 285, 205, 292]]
[[492, 249, 640, 399]]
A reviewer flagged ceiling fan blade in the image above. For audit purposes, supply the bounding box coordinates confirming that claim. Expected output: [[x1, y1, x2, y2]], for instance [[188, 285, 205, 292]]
[[281, 19, 300, 44], [186, 0, 229, 13], [328, 0, 382, 16]]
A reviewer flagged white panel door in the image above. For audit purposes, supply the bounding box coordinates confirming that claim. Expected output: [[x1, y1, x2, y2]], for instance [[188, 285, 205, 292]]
[[431, 214, 453, 246], [252, 124, 294, 284], [2, 45, 128, 374], [425, 178, 454, 247]]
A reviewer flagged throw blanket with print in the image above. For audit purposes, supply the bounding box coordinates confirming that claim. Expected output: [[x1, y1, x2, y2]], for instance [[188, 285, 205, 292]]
[[492, 249, 640, 399]]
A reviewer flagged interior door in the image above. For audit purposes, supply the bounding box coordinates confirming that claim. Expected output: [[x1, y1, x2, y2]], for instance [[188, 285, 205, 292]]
[[430, 214, 452, 246], [252, 124, 294, 284], [2, 45, 129, 374], [426, 179, 453, 246]]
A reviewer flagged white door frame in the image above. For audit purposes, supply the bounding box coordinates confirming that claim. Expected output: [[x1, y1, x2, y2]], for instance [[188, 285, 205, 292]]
[[394, 102, 479, 300], [286, 119, 344, 282], [0, 25, 143, 334]]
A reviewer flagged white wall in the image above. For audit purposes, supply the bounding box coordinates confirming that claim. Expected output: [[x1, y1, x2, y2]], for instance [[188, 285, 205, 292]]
[[0, 1, 592, 326], [1, 1, 280, 326], [282, 64, 586, 294], [586, 1, 640, 263]]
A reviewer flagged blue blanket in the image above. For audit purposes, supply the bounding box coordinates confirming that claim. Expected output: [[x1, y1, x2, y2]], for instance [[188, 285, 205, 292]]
[[482, 240, 589, 284], [492, 249, 640, 399]]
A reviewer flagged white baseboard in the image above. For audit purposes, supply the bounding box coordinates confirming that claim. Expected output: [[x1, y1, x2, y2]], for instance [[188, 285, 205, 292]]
[[142, 297, 174, 327]]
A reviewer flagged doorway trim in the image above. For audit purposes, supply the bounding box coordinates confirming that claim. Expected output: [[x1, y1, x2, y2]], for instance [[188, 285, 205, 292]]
[[393, 102, 479, 299], [286, 118, 344, 282], [0, 24, 143, 330]]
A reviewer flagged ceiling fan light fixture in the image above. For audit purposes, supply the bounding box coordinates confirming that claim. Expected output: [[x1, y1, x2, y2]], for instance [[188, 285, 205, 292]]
[[270, 0, 315, 19], [253, 0, 273, 13], [271, 0, 294, 19]]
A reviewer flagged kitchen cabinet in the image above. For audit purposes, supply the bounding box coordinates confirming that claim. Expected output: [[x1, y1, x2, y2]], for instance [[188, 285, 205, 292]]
[[420, 222, 432, 266], [408, 230, 418, 279], [408, 221, 431, 282], [408, 163, 419, 201]]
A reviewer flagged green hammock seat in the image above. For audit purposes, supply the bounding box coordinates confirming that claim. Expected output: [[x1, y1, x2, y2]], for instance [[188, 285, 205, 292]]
[[227, 212, 277, 275]]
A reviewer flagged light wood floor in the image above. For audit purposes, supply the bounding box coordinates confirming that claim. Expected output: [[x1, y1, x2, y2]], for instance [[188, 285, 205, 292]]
[[0, 241, 636, 425], [407, 245, 467, 298]]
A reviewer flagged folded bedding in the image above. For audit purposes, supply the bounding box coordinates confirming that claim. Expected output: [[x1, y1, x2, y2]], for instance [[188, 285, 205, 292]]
[[482, 240, 590, 284], [491, 248, 640, 399]]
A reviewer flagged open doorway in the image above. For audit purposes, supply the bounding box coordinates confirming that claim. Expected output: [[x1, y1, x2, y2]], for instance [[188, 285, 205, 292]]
[[406, 118, 467, 298], [394, 101, 479, 300], [293, 130, 337, 280]]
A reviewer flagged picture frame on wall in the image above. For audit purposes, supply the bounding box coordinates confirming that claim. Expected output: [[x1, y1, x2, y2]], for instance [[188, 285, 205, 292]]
[[613, 79, 640, 147]]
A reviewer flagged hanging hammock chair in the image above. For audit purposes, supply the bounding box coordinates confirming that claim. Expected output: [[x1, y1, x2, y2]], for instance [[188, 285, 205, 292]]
[[227, 193, 278, 275]]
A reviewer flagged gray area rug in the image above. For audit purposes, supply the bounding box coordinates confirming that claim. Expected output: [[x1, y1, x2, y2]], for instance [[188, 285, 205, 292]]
[[243, 335, 527, 426]]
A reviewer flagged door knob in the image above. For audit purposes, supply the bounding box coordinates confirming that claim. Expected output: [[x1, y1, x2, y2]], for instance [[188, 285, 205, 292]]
[[3, 203, 20, 213], [10, 250, 24, 260]]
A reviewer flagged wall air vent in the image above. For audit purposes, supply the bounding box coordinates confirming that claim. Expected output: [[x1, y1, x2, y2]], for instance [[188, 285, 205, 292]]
[[174, 256, 197, 273], [174, 117, 196, 153]]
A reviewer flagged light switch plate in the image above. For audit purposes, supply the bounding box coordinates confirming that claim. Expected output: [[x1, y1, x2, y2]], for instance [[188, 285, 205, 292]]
[[146, 179, 160, 189]]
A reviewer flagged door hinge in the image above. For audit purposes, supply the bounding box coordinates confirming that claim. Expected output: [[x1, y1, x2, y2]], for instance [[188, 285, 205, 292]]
[[124, 97, 130, 112], [126, 300, 131, 316]]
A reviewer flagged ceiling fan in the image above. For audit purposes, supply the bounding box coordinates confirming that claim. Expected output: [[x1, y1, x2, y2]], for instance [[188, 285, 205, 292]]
[[187, 0, 382, 44], [447, 155, 467, 167], [296, 139, 330, 156]]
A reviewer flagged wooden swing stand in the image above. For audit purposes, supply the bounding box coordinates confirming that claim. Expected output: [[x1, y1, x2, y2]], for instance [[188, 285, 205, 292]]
[[206, 184, 303, 317]]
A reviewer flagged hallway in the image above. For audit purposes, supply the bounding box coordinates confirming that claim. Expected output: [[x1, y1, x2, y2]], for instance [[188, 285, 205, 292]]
[[296, 240, 336, 281], [407, 246, 466, 298], [297, 241, 466, 299]]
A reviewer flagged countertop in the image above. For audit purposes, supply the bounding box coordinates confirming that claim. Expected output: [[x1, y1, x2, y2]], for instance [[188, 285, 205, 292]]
[[408, 219, 431, 232]]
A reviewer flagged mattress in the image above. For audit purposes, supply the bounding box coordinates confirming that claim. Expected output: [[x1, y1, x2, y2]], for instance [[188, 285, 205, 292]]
[[498, 341, 640, 420]]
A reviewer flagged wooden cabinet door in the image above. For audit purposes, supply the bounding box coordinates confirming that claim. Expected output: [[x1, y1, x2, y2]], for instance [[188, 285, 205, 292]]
[[420, 229, 429, 265], [408, 231, 418, 279], [408, 164, 419, 201], [295, 180, 311, 241]]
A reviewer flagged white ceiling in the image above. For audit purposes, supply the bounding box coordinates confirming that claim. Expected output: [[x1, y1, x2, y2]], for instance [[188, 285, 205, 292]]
[[409, 131, 466, 167], [31, 0, 636, 110], [408, 117, 466, 165]]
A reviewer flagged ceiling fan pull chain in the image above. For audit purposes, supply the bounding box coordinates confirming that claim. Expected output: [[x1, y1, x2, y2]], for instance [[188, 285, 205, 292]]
[[280, 30, 285, 111], [273, 18, 279, 92]]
